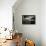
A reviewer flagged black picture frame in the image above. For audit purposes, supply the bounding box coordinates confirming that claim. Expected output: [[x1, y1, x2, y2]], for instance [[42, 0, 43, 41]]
[[22, 15, 36, 24]]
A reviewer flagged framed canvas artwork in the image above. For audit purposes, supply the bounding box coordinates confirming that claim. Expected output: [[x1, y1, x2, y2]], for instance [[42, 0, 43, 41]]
[[22, 15, 36, 24]]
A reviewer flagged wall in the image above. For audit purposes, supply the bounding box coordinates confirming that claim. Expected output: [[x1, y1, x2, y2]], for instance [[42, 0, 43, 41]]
[[13, 0, 46, 46], [13, 0, 41, 46], [41, 0, 46, 46]]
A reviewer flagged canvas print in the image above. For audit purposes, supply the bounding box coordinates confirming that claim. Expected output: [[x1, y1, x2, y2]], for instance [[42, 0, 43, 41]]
[[22, 15, 35, 24]]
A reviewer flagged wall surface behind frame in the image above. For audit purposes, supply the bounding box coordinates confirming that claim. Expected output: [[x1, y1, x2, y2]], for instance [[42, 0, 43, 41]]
[[13, 0, 41, 46]]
